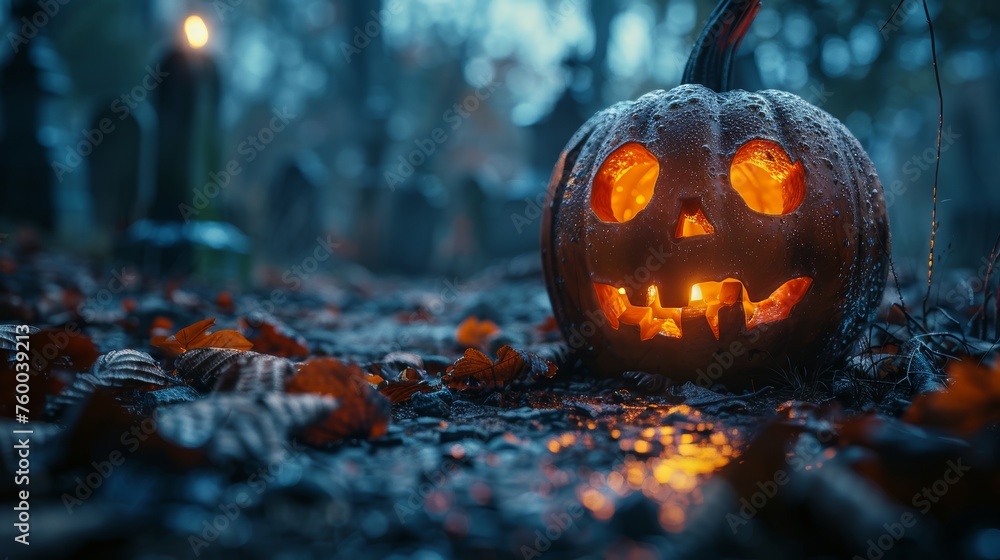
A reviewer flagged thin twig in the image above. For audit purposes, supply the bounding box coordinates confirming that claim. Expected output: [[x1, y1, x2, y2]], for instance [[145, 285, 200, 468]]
[[978, 234, 1000, 339], [878, 1, 906, 34], [921, 0, 944, 319]]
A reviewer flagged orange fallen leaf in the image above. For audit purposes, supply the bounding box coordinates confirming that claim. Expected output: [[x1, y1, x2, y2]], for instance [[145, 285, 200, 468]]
[[149, 316, 174, 339], [151, 318, 253, 358], [216, 291, 235, 313], [29, 327, 100, 375], [367, 366, 436, 403], [455, 316, 500, 348], [904, 357, 1000, 435], [239, 318, 309, 358], [286, 357, 390, 443], [536, 316, 560, 334], [444, 345, 556, 390], [379, 379, 435, 404], [121, 297, 137, 314]]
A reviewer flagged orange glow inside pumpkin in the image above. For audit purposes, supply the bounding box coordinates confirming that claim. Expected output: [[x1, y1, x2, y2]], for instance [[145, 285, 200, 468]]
[[591, 143, 659, 223], [730, 139, 805, 215], [594, 277, 812, 340], [675, 199, 714, 238]]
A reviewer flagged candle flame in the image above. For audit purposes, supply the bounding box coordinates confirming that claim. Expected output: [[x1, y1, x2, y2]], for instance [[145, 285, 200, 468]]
[[184, 15, 209, 49], [689, 284, 703, 302]]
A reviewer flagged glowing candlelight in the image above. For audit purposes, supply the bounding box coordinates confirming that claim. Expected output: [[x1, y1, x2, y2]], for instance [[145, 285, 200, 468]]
[[689, 284, 704, 305], [184, 15, 209, 49]]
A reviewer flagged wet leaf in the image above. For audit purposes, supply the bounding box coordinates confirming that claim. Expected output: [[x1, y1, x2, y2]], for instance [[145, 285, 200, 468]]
[[455, 316, 500, 348], [216, 290, 235, 313], [151, 318, 252, 357], [0, 323, 39, 355], [214, 352, 296, 394], [240, 316, 309, 358], [285, 357, 390, 443], [28, 327, 100, 375], [443, 345, 557, 390], [904, 357, 1000, 435], [174, 347, 244, 392], [379, 380, 435, 403], [155, 392, 338, 464], [149, 316, 174, 339], [46, 349, 177, 418]]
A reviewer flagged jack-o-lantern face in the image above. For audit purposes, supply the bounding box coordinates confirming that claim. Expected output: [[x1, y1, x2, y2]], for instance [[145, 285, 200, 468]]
[[541, 85, 889, 386], [541, 0, 890, 386], [589, 137, 813, 342]]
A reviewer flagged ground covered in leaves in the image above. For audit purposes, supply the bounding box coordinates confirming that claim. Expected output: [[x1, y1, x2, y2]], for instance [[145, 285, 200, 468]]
[[1, 245, 999, 560]]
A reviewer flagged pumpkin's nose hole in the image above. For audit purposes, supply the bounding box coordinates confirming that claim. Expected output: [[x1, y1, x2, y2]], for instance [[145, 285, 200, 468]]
[[675, 199, 715, 238]]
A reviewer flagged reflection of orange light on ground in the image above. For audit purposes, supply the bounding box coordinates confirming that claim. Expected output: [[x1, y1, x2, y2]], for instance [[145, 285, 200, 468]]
[[580, 487, 615, 520], [565, 405, 743, 534], [551, 406, 744, 534], [184, 15, 209, 49]]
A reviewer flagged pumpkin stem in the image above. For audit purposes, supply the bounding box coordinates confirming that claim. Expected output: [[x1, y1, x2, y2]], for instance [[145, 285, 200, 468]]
[[682, 0, 761, 92]]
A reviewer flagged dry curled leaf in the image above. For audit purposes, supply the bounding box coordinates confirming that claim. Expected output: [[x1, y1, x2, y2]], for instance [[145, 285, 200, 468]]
[[364, 364, 436, 404], [174, 347, 244, 392], [379, 380, 435, 404], [0, 325, 54, 420], [285, 357, 390, 443], [443, 345, 557, 390], [216, 290, 235, 313], [239, 316, 309, 358], [155, 392, 338, 464], [46, 349, 177, 417], [215, 352, 296, 394], [151, 318, 252, 357], [149, 316, 174, 339], [176, 349, 295, 394], [28, 327, 100, 375], [455, 316, 500, 348], [904, 357, 1000, 435], [0, 324, 39, 354]]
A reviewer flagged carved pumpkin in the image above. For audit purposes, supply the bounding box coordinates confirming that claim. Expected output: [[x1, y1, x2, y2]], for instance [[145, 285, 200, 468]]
[[540, 0, 889, 386]]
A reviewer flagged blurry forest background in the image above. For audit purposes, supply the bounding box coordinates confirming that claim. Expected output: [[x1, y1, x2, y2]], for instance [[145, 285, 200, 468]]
[[1, 0, 998, 278]]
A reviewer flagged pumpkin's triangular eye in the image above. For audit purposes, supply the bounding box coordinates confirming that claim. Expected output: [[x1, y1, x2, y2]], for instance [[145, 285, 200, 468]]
[[730, 139, 805, 215], [591, 143, 659, 223], [675, 199, 715, 238]]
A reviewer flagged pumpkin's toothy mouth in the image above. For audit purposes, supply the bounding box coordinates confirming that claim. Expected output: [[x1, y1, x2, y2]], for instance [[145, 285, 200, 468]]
[[593, 277, 812, 340]]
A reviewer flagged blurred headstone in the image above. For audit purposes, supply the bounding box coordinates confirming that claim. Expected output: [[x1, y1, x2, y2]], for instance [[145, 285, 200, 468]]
[[264, 154, 325, 262], [356, 180, 441, 274], [528, 58, 588, 173], [0, 8, 67, 232], [385, 183, 440, 274], [88, 105, 146, 234], [436, 176, 487, 275]]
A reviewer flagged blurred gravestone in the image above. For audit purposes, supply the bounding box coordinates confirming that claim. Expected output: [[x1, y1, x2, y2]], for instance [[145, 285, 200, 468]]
[[88, 105, 145, 235], [265, 155, 325, 262], [437, 176, 487, 276], [0, 25, 66, 231], [356, 180, 441, 275], [385, 183, 440, 275], [527, 59, 588, 173]]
